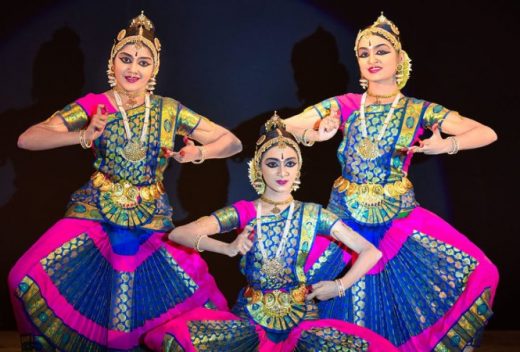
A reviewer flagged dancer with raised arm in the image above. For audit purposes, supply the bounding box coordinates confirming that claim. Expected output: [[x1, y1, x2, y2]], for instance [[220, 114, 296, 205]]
[[284, 13, 498, 351], [144, 114, 398, 351], [9, 12, 241, 351]]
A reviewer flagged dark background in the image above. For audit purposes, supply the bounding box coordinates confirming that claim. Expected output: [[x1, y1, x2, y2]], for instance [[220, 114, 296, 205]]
[[1, 0, 518, 331]]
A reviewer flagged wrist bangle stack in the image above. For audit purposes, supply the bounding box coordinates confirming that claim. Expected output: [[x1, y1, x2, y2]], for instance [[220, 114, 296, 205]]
[[194, 234, 208, 252], [447, 136, 459, 155], [301, 129, 315, 147], [192, 146, 206, 164], [79, 130, 92, 149], [335, 279, 345, 297]]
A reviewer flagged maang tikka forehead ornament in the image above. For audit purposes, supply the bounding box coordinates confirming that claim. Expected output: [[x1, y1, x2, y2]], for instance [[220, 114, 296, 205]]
[[355, 12, 412, 89], [248, 112, 303, 194], [107, 11, 162, 86]]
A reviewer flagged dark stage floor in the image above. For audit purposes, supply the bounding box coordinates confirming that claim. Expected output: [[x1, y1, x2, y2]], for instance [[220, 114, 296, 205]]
[[1, 330, 519, 351]]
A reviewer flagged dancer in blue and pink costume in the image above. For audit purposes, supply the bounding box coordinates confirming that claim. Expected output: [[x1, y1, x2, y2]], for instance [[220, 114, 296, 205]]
[[144, 114, 397, 351], [9, 12, 241, 351], [284, 13, 499, 351]]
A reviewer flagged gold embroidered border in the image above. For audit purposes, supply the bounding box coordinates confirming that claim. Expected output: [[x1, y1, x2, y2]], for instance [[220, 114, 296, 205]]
[[159, 97, 178, 151], [16, 276, 105, 352], [163, 333, 185, 352], [352, 277, 366, 327], [110, 272, 135, 332], [296, 203, 320, 283], [434, 289, 493, 351]]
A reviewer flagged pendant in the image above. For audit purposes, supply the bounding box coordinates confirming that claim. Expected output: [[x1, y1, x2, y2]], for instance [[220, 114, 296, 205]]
[[261, 258, 284, 278], [127, 97, 138, 108], [271, 205, 281, 214], [122, 139, 147, 162], [356, 137, 381, 160]]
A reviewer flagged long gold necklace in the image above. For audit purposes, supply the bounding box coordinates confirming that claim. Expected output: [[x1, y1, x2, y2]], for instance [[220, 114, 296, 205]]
[[367, 90, 400, 104], [356, 92, 402, 160], [256, 201, 295, 278], [260, 195, 293, 214], [113, 90, 151, 163]]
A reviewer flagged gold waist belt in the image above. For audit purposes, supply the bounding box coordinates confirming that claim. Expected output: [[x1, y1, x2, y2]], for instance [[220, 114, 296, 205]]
[[91, 171, 165, 208], [333, 176, 413, 199], [244, 285, 307, 307]]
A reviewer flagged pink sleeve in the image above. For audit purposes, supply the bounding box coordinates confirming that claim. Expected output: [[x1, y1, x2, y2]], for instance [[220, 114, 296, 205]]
[[232, 200, 256, 229], [336, 93, 361, 132], [76, 93, 117, 117]]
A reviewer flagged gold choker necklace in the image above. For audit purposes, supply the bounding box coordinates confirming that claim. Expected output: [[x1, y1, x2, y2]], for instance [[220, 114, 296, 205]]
[[367, 90, 400, 104], [113, 86, 145, 108], [260, 195, 294, 214]]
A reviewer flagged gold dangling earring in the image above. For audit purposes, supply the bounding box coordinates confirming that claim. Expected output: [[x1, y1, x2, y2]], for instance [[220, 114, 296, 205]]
[[395, 63, 403, 86], [107, 62, 116, 88], [359, 77, 368, 90], [147, 76, 157, 93], [253, 171, 266, 194], [292, 172, 301, 192]]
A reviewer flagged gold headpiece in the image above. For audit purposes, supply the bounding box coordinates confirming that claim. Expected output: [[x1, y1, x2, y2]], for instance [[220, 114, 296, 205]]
[[248, 112, 303, 194], [108, 11, 161, 79], [355, 12, 401, 52], [355, 12, 412, 89]]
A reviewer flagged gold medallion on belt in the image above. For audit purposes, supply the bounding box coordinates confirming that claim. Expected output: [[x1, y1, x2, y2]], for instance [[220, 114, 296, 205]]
[[334, 176, 412, 206], [91, 171, 165, 209], [244, 284, 307, 323]]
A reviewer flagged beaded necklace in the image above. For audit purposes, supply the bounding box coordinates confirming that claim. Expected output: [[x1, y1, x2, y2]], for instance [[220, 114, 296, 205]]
[[255, 201, 295, 278], [356, 92, 401, 160], [113, 90, 151, 162]]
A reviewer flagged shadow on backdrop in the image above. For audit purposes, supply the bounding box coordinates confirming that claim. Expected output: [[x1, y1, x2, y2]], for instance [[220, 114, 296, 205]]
[[233, 26, 348, 205], [0, 26, 90, 328]]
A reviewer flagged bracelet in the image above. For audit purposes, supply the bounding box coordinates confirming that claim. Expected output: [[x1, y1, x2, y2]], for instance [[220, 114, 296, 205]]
[[79, 130, 85, 148], [80, 130, 92, 149], [192, 146, 206, 164], [335, 279, 345, 297], [79, 130, 92, 149], [301, 129, 315, 147], [194, 234, 208, 252], [447, 136, 459, 155]]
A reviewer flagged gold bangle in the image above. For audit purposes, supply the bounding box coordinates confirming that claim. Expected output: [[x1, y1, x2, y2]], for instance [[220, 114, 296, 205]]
[[447, 136, 459, 155], [194, 234, 208, 252], [301, 129, 315, 147], [335, 279, 345, 297], [79, 130, 87, 149], [79, 130, 92, 149], [192, 146, 206, 164]]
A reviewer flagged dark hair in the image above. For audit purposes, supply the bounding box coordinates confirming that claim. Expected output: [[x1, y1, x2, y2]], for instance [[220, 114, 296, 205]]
[[256, 120, 301, 163], [259, 125, 298, 145]]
